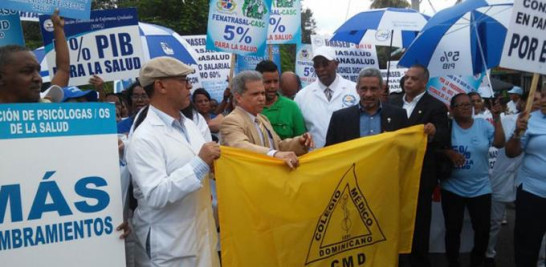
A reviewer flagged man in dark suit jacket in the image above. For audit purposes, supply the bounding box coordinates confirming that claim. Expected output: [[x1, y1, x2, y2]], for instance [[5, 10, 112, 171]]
[[390, 64, 449, 267], [325, 67, 408, 146]]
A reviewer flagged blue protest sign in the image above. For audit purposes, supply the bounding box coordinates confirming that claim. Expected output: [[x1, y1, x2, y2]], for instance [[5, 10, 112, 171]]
[[0, 0, 91, 20], [0, 103, 117, 139], [0, 9, 24, 46], [206, 0, 272, 57], [235, 44, 281, 73], [267, 0, 301, 44], [0, 103, 125, 266], [295, 43, 315, 88], [39, 8, 143, 86]]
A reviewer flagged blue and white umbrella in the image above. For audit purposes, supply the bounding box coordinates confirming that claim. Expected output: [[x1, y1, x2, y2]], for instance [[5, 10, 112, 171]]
[[35, 22, 200, 87], [138, 22, 198, 64], [399, 0, 513, 77], [33, 46, 51, 83], [331, 8, 430, 48]]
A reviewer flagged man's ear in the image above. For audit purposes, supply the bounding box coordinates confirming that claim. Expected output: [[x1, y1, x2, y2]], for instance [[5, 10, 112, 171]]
[[153, 80, 167, 94], [234, 92, 242, 103]]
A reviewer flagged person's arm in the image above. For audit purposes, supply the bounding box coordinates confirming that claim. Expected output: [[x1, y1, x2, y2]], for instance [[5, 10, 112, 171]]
[[49, 9, 70, 87], [126, 136, 217, 209], [505, 112, 528, 158], [208, 114, 224, 133], [491, 101, 505, 148], [219, 115, 271, 154], [89, 75, 106, 101], [215, 87, 231, 114], [444, 149, 465, 167]]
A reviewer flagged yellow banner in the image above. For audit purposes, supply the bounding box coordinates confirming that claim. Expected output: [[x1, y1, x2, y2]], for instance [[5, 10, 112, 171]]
[[215, 125, 427, 267]]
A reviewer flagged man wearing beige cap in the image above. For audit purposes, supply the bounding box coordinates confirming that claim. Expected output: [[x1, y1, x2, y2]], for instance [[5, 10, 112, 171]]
[[126, 56, 221, 267], [294, 46, 358, 149]]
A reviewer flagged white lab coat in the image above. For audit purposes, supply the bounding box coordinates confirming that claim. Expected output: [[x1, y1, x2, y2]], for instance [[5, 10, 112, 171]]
[[126, 107, 219, 267], [490, 114, 522, 202], [294, 74, 357, 148]]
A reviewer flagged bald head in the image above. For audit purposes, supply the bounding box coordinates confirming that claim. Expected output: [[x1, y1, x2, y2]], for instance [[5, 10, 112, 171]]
[[279, 71, 301, 99]]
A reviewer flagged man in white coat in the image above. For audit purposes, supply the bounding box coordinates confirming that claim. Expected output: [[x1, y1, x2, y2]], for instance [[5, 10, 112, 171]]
[[126, 57, 221, 267], [294, 46, 358, 148]]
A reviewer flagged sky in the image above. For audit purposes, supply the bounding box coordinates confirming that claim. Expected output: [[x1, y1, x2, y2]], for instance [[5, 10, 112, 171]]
[[302, 0, 458, 35]]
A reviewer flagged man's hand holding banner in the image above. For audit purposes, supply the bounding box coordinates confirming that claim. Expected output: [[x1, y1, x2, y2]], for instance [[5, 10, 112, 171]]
[[215, 125, 427, 267]]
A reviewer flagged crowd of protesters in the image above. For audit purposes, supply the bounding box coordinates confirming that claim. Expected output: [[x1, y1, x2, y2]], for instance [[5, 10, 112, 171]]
[[1, 10, 546, 267]]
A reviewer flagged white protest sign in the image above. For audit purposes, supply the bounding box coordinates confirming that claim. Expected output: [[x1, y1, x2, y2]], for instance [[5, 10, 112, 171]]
[[39, 8, 143, 86], [380, 61, 407, 93], [295, 44, 316, 88], [311, 34, 379, 82], [206, 0, 272, 57], [380, 68, 406, 94], [0, 103, 125, 267], [18, 11, 39, 22], [426, 74, 485, 106], [184, 35, 232, 102], [500, 1, 546, 74], [267, 0, 301, 44]]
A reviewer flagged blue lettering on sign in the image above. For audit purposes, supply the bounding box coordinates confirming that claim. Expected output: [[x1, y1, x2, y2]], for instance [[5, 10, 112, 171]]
[[28, 171, 73, 220], [0, 20, 10, 30], [74, 177, 110, 213], [0, 171, 110, 224], [0, 184, 22, 223], [0, 216, 114, 251], [95, 33, 134, 59]]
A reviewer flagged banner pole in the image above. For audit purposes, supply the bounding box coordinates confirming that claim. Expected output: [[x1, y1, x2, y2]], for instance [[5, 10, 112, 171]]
[[229, 53, 237, 85], [517, 72, 540, 137]]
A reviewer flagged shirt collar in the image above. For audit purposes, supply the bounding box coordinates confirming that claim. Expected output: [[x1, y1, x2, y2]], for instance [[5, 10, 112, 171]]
[[238, 106, 259, 123], [403, 90, 426, 105], [317, 74, 340, 91], [150, 105, 185, 127]]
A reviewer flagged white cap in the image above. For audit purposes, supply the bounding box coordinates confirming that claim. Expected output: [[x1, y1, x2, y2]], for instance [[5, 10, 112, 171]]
[[312, 46, 336, 61], [507, 86, 523, 95]]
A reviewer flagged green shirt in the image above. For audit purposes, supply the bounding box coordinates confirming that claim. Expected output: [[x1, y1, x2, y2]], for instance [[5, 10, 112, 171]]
[[262, 94, 307, 140]]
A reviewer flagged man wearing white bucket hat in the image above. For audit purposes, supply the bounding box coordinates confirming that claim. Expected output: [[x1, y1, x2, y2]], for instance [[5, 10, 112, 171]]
[[506, 86, 523, 115]]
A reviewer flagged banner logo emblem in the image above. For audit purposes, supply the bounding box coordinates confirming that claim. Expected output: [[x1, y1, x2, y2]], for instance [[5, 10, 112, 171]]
[[305, 164, 386, 264]]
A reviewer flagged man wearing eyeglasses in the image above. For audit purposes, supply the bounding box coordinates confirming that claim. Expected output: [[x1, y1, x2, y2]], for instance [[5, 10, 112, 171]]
[[126, 57, 221, 267], [294, 46, 358, 149]]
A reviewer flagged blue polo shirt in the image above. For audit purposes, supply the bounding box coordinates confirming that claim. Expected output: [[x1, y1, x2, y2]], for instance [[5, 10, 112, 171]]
[[518, 110, 546, 198], [442, 118, 494, 197]]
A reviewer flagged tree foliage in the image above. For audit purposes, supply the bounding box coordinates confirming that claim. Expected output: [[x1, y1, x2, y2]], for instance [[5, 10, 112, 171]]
[[370, 0, 410, 9], [117, 0, 209, 35], [301, 7, 316, 44], [281, 5, 317, 72]]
